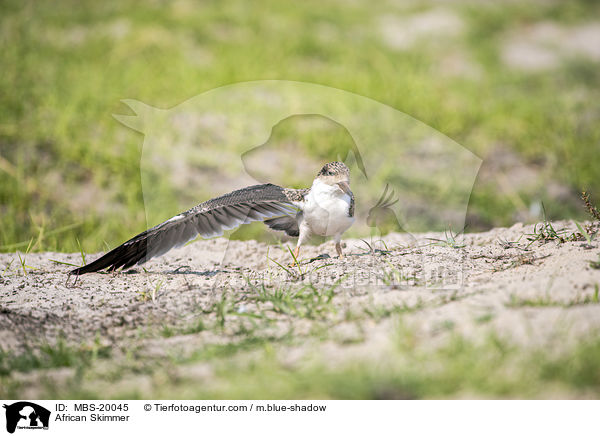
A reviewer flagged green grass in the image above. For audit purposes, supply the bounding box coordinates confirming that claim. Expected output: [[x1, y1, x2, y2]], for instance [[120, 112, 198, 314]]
[[3, 324, 600, 399], [506, 292, 600, 308], [427, 226, 466, 249], [1, 0, 599, 252], [0, 335, 111, 377]]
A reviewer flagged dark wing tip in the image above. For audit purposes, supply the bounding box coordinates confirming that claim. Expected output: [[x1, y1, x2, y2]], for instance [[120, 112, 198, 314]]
[[68, 238, 148, 275], [69, 262, 102, 276]]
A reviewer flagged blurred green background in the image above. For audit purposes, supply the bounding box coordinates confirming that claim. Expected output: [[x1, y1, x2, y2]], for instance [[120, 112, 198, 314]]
[[1, 0, 599, 253]]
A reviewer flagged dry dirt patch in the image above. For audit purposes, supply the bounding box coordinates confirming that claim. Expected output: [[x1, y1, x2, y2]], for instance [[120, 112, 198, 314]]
[[1, 221, 599, 356]]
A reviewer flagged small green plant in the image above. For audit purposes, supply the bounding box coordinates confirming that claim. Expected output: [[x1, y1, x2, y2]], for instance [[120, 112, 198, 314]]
[[184, 318, 206, 335], [497, 235, 524, 250], [566, 192, 600, 243], [287, 245, 303, 276], [76, 238, 87, 267], [212, 292, 234, 329], [427, 226, 466, 249], [575, 221, 597, 244], [475, 313, 494, 324], [362, 299, 424, 321], [1, 258, 14, 276], [266, 245, 298, 277], [152, 279, 164, 302], [359, 238, 390, 255], [380, 259, 417, 287], [582, 191, 600, 222], [525, 204, 572, 247], [15, 238, 37, 275], [50, 259, 79, 267], [160, 325, 175, 338], [139, 280, 164, 302], [267, 245, 334, 280]]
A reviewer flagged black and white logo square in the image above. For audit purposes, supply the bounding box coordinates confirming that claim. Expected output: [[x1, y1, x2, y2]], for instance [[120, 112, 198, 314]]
[[3, 402, 50, 434]]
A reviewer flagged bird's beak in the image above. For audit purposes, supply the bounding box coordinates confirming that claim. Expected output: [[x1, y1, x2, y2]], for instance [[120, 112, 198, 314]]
[[337, 180, 351, 195]]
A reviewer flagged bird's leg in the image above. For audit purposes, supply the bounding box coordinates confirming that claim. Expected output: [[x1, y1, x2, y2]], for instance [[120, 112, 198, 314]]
[[333, 234, 345, 259], [289, 222, 309, 267]]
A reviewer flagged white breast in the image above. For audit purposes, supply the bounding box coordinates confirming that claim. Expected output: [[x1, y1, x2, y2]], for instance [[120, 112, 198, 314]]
[[303, 179, 355, 237]]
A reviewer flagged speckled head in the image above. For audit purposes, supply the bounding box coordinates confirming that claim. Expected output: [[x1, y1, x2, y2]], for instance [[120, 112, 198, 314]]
[[316, 161, 352, 194], [317, 162, 350, 179]]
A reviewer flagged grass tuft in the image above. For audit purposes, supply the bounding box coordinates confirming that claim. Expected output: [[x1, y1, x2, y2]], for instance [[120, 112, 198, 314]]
[[582, 191, 600, 222], [427, 226, 466, 249], [0, 336, 111, 377]]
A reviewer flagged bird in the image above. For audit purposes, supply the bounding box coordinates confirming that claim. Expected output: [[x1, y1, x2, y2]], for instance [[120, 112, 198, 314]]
[[70, 161, 355, 275]]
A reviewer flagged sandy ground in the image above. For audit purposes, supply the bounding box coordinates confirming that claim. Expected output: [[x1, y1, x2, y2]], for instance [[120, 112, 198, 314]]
[[2, 220, 600, 360]]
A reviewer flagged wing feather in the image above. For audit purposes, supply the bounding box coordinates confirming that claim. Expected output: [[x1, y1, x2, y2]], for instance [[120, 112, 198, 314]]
[[70, 184, 303, 274]]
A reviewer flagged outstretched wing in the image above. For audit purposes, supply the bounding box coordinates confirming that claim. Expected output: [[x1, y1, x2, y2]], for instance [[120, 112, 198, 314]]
[[70, 184, 303, 274]]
